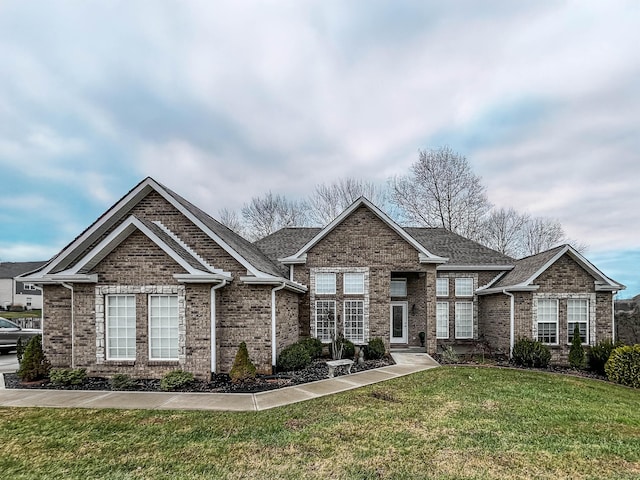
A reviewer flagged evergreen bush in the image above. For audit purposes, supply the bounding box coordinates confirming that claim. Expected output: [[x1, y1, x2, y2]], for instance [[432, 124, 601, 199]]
[[605, 344, 640, 388], [16, 337, 25, 364], [160, 370, 194, 391], [49, 368, 87, 386], [299, 336, 323, 359], [588, 339, 618, 375], [110, 373, 136, 391], [342, 339, 355, 359], [512, 337, 551, 368], [277, 343, 311, 371], [17, 335, 50, 382], [229, 342, 257, 383], [568, 324, 586, 369], [365, 338, 385, 360]]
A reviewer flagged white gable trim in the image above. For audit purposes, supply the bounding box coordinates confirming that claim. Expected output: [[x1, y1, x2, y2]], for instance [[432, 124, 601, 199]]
[[522, 245, 624, 291], [27, 177, 273, 280], [280, 197, 447, 264]]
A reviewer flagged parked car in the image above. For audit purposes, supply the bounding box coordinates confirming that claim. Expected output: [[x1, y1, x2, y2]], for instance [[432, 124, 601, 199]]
[[0, 316, 42, 354]]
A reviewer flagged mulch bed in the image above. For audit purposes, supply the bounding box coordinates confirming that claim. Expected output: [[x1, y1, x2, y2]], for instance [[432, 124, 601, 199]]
[[3, 357, 393, 394]]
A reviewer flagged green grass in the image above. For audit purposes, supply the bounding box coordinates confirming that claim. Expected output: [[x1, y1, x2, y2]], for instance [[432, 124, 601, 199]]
[[1, 367, 639, 479], [1, 310, 42, 319]]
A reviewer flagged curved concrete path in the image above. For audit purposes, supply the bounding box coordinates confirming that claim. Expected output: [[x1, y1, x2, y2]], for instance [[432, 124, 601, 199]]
[[0, 352, 438, 411]]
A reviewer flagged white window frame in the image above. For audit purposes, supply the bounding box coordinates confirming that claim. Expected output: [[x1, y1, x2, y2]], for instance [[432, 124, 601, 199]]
[[148, 294, 180, 361], [436, 301, 449, 339], [344, 272, 365, 295], [26, 297, 32, 307], [344, 300, 365, 343], [567, 299, 589, 345], [436, 278, 449, 297], [454, 301, 473, 339], [536, 298, 559, 345], [454, 278, 474, 297], [315, 300, 336, 342], [23, 283, 36, 291], [105, 294, 136, 361], [315, 273, 336, 295], [390, 278, 407, 297]]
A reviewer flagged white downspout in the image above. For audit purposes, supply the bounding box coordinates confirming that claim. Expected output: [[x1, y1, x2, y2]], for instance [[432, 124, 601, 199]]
[[210, 280, 227, 375], [271, 282, 287, 371], [61, 283, 74, 368], [503, 290, 514, 359]]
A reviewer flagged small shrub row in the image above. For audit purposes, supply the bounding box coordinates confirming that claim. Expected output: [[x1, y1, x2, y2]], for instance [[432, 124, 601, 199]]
[[364, 338, 386, 360], [160, 370, 194, 391], [49, 368, 87, 386], [278, 343, 311, 371], [587, 339, 618, 375], [605, 344, 640, 388], [512, 338, 551, 368], [110, 373, 136, 391]]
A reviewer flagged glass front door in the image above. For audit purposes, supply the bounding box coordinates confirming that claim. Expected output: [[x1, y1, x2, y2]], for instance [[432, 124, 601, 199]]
[[390, 302, 408, 344]]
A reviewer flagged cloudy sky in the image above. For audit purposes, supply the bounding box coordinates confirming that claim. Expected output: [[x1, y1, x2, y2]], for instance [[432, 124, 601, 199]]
[[0, 1, 638, 297]]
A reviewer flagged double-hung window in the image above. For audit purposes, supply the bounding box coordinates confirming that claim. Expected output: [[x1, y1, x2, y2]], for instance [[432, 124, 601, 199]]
[[315, 273, 336, 295], [567, 299, 588, 344], [436, 302, 449, 339], [344, 273, 365, 295], [436, 278, 449, 297], [455, 278, 473, 297], [537, 299, 558, 344], [315, 300, 336, 342], [455, 302, 473, 339], [149, 295, 179, 360], [106, 295, 136, 360], [344, 300, 364, 343]]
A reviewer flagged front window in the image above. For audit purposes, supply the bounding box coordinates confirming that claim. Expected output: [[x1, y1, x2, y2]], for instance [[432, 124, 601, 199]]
[[455, 278, 473, 297], [567, 299, 588, 344], [149, 295, 179, 360], [455, 302, 473, 339], [344, 300, 364, 343], [436, 278, 449, 297], [315, 300, 336, 342], [315, 273, 336, 295], [106, 295, 136, 360], [537, 299, 558, 344], [436, 302, 449, 339], [390, 279, 407, 297], [344, 273, 365, 295]]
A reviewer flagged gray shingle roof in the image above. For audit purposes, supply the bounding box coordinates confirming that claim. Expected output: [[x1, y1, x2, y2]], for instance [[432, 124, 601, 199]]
[[160, 183, 289, 278], [0, 261, 48, 279], [255, 226, 515, 268], [491, 245, 566, 288]]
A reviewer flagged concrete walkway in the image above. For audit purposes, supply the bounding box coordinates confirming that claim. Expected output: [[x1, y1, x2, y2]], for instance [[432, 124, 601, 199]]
[[0, 352, 438, 412]]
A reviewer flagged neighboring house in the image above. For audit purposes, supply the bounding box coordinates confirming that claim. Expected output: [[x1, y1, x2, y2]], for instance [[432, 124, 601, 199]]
[[0, 261, 47, 310], [22, 177, 624, 379]]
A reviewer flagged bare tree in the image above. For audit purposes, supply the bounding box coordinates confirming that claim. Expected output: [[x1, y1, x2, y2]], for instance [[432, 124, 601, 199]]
[[241, 192, 308, 241], [389, 146, 491, 240], [480, 208, 530, 257], [520, 216, 566, 256], [218, 207, 245, 237], [307, 178, 388, 225]]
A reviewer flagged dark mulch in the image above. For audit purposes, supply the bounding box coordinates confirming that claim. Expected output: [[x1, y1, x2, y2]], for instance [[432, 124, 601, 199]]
[[4, 357, 393, 394]]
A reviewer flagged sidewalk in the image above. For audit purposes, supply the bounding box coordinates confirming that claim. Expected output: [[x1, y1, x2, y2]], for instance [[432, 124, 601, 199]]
[[0, 352, 438, 412]]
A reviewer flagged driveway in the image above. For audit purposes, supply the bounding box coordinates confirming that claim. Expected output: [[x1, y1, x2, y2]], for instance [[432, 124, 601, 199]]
[[0, 352, 18, 374]]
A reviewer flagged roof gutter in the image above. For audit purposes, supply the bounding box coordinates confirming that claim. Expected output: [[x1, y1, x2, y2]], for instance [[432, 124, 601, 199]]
[[240, 276, 308, 293]]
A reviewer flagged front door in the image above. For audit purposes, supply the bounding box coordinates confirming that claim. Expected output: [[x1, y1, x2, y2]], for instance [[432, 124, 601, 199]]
[[390, 302, 408, 344]]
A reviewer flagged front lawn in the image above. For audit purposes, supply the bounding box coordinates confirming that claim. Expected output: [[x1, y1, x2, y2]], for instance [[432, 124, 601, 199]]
[[1, 367, 639, 479]]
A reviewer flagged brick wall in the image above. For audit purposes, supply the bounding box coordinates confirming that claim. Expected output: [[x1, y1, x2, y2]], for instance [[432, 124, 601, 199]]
[[42, 284, 72, 367], [276, 289, 299, 356]]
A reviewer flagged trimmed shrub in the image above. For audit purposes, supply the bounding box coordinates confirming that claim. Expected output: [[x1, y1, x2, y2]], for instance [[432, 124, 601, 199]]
[[17, 335, 50, 382], [229, 342, 257, 383], [440, 345, 459, 364], [160, 370, 194, 391], [365, 338, 385, 360], [49, 368, 87, 386], [588, 339, 618, 375], [568, 324, 586, 369], [16, 337, 25, 364], [277, 343, 311, 371], [605, 344, 640, 388], [342, 339, 355, 359], [110, 373, 136, 391], [512, 337, 551, 368], [299, 337, 323, 359]]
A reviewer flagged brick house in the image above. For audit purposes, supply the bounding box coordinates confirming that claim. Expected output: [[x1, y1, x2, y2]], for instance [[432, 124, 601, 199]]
[[23, 177, 624, 379]]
